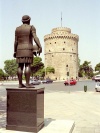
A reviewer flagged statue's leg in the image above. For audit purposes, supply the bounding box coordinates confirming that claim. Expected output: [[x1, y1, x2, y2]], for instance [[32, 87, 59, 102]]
[[17, 63, 25, 88], [25, 63, 34, 88]]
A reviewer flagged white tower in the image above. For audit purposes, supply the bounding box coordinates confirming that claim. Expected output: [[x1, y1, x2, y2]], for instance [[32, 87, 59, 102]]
[[44, 27, 79, 80]]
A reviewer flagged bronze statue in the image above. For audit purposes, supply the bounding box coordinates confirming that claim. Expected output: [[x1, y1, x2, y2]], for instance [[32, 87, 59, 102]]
[[13, 15, 42, 88]]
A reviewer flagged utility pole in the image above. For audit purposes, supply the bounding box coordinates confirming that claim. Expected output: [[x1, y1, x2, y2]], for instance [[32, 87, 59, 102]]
[[61, 12, 62, 27], [45, 58, 47, 79], [45, 66, 46, 79]]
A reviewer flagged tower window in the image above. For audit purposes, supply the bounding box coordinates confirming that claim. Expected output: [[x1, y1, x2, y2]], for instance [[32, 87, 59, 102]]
[[55, 42, 56, 44], [64, 41, 66, 43], [52, 55, 54, 57], [49, 50, 51, 52], [63, 48, 65, 50], [66, 65, 68, 67], [50, 43, 51, 44]]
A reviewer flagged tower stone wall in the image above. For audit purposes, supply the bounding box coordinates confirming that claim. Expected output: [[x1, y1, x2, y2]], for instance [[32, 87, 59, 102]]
[[44, 27, 79, 80]]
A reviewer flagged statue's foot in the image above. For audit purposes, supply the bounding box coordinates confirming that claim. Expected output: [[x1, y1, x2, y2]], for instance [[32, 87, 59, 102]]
[[26, 84, 35, 88], [19, 84, 26, 88]]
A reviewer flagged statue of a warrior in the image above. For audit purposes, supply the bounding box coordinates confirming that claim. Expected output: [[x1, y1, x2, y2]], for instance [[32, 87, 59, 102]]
[[13, 15, 42, 88]]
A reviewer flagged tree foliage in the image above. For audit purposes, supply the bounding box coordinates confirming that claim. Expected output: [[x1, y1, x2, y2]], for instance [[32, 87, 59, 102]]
[[46, 66, 55, 74], [35, 68, 45, 77], [78, 61, 93, 78], [95, 63, 100, 72], [31, 57, 44, 76], [3, 57, 55, 79], [31, 57, 55, 78], [0, 69, 4, 80], [4, 59, 18, 78]]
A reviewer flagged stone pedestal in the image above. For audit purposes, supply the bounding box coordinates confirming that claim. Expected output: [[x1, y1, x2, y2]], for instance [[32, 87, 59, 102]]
[[6, 87, 44, 133]]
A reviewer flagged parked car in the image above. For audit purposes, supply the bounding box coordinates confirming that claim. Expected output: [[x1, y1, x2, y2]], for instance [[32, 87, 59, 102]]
[[95, 83, 100, 92], [94, 75, 100, 82], [42, 78, 53, 84], [30, 79, 41, 85], [92, 76, 95, 80], [64, 79, 77, 86]]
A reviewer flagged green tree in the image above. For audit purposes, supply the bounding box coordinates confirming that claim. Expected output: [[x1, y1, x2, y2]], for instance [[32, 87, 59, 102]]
[[78, 61, 93, 78], [3, 73, 9, 80], [78, 64, 84, 77], [95, 63, 100, 73], [0, 69, 4, 80], [4, 59, 18, 79], [31, 57, 44, 76], [46, 66, 55, 74], [31, 57, 55, 78], [35, 68, 45, 78]]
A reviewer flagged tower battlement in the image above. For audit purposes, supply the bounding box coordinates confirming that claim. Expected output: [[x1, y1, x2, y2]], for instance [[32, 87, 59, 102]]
[[52, 27, 71, 33], [44, 27, 79, 41]]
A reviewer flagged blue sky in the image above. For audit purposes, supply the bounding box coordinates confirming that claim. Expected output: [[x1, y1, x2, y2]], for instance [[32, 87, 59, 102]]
[[0, 0, 100, 69]]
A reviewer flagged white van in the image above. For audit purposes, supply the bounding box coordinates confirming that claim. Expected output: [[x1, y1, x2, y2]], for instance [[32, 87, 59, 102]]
[[95, 75, 100, 82]]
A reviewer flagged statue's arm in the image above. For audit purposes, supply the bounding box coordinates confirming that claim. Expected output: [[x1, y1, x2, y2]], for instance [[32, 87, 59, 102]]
[[14, 30, 18, 57], [31, 25, 42, 53]]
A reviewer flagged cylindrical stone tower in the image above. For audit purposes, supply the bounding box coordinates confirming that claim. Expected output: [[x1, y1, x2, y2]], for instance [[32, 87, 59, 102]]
[[44, 27, 79, 80]]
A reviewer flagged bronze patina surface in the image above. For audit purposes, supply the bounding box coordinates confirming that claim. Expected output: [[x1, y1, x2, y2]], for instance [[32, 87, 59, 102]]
[[13, 15, 42, 88]]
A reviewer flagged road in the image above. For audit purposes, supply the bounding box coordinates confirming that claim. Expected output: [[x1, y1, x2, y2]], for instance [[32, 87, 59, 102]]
[[41, 80, 96, 92], [0, 80, 96, 94]]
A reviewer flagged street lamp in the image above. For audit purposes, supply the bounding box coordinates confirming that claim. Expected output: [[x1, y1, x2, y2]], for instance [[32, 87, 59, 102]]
[[45, 58, 47, 79], [45, 66, 46, 79], [66, 65, 70, 80], [66, 65, 70, 93]]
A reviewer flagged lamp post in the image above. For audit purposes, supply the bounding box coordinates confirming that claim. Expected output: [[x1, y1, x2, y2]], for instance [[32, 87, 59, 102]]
[[45, 66, 46, 79], [66, 65, 70, 80], [66, 65, 70, 93], [45, 58, 47, 79]]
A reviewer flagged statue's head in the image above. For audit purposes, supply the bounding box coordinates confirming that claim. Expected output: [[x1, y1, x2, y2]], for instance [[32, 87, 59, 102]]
[[22, 15, 31, 23]]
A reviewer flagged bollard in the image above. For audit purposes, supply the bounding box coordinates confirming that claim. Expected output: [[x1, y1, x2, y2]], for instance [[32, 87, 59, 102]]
[[84, 85, 87, 92]]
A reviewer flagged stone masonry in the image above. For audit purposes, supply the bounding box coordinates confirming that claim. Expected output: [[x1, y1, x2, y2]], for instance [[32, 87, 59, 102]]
[[44, 27, 79, 80]]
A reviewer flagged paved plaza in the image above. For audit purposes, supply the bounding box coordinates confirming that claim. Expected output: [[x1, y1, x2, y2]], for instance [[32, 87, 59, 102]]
[[45, 90, 100, 133], [0, 82, 100, 132]]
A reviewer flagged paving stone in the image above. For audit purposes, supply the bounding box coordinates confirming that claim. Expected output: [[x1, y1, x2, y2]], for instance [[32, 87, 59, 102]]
[[81, 127, 95, 133], [95, 128, 100, 133]]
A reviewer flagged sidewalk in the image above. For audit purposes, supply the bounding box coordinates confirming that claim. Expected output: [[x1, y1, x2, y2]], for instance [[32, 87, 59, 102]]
[[0, 89, 100, 132], [44, 91, 100, 133], [0, 81, 20, 85]]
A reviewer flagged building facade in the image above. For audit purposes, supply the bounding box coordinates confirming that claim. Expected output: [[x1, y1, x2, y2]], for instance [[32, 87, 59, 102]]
[[44, 27, 79, 80]]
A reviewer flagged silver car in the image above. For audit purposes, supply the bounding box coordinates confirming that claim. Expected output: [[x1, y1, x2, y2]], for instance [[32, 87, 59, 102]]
[[95, 83, 100, 92], [30, 79, 41, 85]]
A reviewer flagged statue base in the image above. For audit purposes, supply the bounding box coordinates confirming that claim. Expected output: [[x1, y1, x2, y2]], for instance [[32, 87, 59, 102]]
[[6, 87, 44, 133]]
